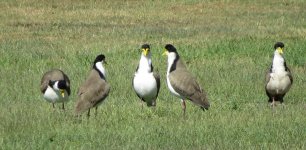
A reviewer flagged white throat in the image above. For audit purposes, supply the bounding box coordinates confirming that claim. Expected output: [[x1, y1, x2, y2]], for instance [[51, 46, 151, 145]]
[[44, 81, 69, 103], [165, 52, 181, 98], [53, 81, 60, 91], [138, 54, 152, 73], [272, 51, 285, 73], [167, 52, 177, 75], [95, 61, 107, 78]]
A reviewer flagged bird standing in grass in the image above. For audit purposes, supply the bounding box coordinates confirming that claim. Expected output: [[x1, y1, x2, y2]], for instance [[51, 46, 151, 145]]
[[133, 44, 160, 108], [163, 44, 210, 115], [40, 69, 71, 110], [75, 54, 110, 117], [265, 42, 293, 108]]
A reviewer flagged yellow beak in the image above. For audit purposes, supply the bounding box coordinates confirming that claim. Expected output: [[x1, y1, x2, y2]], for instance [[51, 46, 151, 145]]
[[60, 90, 65, 97], [142, 48, 149, 56], [276, 47, 283, 54], [162, 50, 168, 56]]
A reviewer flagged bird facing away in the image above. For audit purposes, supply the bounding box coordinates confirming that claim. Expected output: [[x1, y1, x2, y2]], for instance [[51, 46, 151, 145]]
[[163, 44, 210, 114], [132, 44, 160, 107], [40, 69, 71, 110], [75, 54, 110, 117], [265, 42, 293, 107]]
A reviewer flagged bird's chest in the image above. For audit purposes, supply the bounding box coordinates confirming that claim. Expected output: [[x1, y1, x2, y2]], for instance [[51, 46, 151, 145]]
[[43, 87, 68, 103], [267, 72, 291, 93], [166, 74, 181, 98], [133, 72, 157, 97]]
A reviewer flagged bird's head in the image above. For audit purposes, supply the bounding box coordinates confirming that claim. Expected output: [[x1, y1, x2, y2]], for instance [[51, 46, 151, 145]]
[[162, 44, 178, 56], [49, 80, 67, 97], [274, 42, 285, 55], [93, 54, 107, 67], [140, 44, 150, 57]]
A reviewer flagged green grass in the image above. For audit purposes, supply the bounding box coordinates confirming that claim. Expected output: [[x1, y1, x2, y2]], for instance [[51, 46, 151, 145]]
[[1, 0, 306, 149]]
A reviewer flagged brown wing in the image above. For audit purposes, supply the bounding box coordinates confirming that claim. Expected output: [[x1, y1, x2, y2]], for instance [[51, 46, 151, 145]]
[[75, 70, 110, 115], [169, 69, 210, 108], [40, 69, 66, 93], [265, 67, 272, 88], [286, 67, 293, 84], [153, 70, 160, 98]]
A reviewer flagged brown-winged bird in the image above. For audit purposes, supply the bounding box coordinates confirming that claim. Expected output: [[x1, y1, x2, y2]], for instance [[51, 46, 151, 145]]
[[75, 54, 110, 117], [163, 44, 210, 114], [40, 69, 71, 110]]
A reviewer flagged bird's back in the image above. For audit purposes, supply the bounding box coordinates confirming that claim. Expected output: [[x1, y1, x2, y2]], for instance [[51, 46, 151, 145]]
[[40, 69, 67, 93]]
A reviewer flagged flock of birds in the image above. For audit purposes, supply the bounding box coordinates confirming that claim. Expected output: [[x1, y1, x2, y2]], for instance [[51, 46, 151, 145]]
[[40, 42, 292, 117]]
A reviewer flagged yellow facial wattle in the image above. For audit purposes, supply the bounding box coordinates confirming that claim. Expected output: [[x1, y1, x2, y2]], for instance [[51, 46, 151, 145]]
[[142, 48, 149, 56], [276, 47, 283, 54], [60, 90, 65, 97], [162, 50, 168, 56]]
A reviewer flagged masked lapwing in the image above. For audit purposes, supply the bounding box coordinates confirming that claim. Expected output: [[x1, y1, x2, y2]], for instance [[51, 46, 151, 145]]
[[75, 54, 110, 117], [40, 69, 71, 110], [163, 44, 210, 114], [265, 42, 293, 107], [132, 44, 160, 107]]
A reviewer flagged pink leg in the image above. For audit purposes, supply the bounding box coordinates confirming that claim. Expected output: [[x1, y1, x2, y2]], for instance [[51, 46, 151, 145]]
[[181, 99, 186, 115], [271, 97, 275, 109], [87, 109, 91, 118], [140, 100, 144, 110], [95, 107, 98, 117]]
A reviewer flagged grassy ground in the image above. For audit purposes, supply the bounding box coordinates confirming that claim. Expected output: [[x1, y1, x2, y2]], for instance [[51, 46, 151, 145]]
[[1, 0, 306, 149]]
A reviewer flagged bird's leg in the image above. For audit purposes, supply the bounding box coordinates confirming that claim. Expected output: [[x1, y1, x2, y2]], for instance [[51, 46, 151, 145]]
[[271, 97, 275, 109], [52, 103, 56, 111], [87, 109, 91, 118], [95, 107, 98, 117], [62, 103, 65, 110], [181, 99, 186, 116], [140, 100, 144, 110]]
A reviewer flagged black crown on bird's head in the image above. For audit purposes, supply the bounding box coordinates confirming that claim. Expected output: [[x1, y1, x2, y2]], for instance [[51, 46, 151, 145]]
[[165, 44, 177, 53], [94, 54, 106, 64], [274, 42, 284, 49], [141, 44, 150, 49]]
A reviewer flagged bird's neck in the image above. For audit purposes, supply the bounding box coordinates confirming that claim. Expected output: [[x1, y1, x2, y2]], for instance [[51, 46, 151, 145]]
[[167, 53, 179, 74], [52, 81, 60, 91], [272, 51, 286, 73], [138, 54, 152, 73], [94, 62, 106, 79]]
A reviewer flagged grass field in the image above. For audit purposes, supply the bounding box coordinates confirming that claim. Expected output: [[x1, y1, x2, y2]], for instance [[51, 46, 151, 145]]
[[1, 0, 306, 149]]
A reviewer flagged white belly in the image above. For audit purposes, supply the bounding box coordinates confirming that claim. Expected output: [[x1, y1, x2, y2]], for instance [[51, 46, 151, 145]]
[[166, 75, 182, 98], [43, 86, 69, 103], [133, 72, 157, 100], [267, 73, 291, 95]]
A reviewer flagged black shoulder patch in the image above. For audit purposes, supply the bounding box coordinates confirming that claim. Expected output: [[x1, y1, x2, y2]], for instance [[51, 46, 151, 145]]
[[48, 80, 56, 87], [284, 61, 289, 72], [135, 65, 139, 72], [269, 64, 273, 73], [93, 66, 106, 80], [150, 63, 154, 73], [170, 55, 180, 73]]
